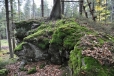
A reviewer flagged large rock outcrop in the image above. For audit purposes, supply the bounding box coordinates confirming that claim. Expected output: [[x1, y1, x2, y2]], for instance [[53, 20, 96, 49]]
[[14, 18, 114, 76]]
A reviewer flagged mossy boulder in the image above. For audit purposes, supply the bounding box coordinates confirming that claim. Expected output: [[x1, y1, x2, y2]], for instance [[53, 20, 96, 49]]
[[14, 18, 114, 76], [14, 18, 94, 64]]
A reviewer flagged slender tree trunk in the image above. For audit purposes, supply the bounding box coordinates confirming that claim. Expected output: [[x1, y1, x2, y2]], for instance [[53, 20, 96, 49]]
[[105, 0, 107, 24], [41, 0, 44, 17], [111, 0, 113, 22], [0, 33, 1, 51], [10, 0, 15, 50], [33, 0, 35, 19], [18, 0, 21, 21], [5, 0, 14, 58], [61, 0, 64, 15], [79, 0, 83, 15], [83, 6, 88, 18], [86, 0, 95, 21]]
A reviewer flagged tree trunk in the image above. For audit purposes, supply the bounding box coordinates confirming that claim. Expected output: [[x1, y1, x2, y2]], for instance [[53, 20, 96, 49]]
[[18, 0, 21, 21], [33, 0, 35, 18], [10, 0, 15, 50], [61, 0, 64, 15], [53, 0, 56, 4], [105, 0, 107, 24], [5, 0, 14, 58], [79, 0, 83, 15], [0, 33, 1, 51], [41, 0, 44, 17], [49, 0, 61, 20]]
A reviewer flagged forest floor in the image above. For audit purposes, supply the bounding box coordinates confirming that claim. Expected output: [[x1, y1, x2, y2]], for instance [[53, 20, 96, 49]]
[[0, 40, 69, 76], [6, 61, 68, 76]]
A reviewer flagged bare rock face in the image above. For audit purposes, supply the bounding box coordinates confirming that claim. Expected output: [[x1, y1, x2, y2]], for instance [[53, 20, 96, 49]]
[[15, 41, 66, 65], [48, 43, 68, 65], [15, 42, 50, 62], [49, 44, 62, 64]]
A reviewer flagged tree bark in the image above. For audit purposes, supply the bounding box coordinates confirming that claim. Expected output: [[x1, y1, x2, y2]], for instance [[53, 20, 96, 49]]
[[83, 6, 88, 18], [5, 0, 14, 58], [79, 0, 83, 15], [18, 0, 21, 21], [61, 0, 64, 15], [10, 0, 15, 50], [86, 0, 95, 21], [33, 0, 35, 18], [41, 0, 44, 17], [53, 0, 56, 4], [0, 33, 1, 51], [49, 0, 61, 20]]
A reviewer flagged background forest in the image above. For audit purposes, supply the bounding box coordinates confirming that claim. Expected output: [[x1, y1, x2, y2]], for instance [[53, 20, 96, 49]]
[[0, 0, 114, 39]]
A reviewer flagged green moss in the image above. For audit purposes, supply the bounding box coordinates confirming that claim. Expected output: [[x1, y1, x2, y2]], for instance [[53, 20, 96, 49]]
[[23, 18, 93, 51], [63, 36, 76, 50], [37, 38, 49, 49], [14, 42, 26, 51], [27, 67, 37, 74], [0, 69, 8, 76], [39, 63, 46, 69], [83, 57, 103, 76], [69, 45, 82, 76], [69, 43, 114, 76], [24, 19, 80, 50], [97, 33, 114, 46], [24, 20, 56, 41], [50, 21, 91, 53], [19, 67, 27, 71]]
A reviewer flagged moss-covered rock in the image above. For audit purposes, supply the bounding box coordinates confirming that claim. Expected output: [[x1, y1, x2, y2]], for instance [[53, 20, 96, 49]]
[[14, 42, 26, 52], [15, 20, 42, 43], [14, 18, 114, 76], [49, 19, 93, 64]]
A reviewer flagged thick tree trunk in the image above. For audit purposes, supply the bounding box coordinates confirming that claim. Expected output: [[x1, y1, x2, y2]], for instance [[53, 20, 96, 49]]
[[5, 0, 14, 58], [53, 0, 56, 4], [41, 0, 44, 17], [49, 0, 61, 20]]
